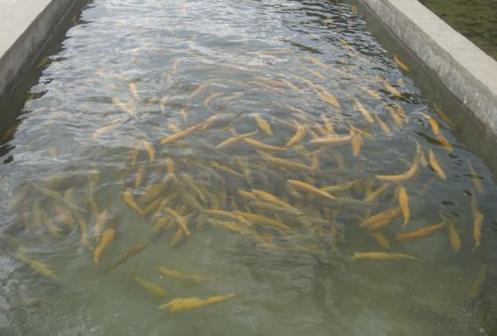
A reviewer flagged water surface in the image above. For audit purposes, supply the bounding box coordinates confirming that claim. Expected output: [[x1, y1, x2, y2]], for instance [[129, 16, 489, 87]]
[[1, 0, 497, 335]]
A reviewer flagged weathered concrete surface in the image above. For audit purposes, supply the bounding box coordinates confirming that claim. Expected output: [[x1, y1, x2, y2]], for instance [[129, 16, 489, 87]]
[[0, 0, 76, 100], [359, 0, 497, 134]]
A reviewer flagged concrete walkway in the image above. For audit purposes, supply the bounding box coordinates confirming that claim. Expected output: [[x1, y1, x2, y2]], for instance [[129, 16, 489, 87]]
[[0, 0, 75, 100]]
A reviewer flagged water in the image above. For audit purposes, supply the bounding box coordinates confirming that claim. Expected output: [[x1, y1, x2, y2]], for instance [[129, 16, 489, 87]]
[[1, 0, 497, 335], [420, 0, 497, 60]]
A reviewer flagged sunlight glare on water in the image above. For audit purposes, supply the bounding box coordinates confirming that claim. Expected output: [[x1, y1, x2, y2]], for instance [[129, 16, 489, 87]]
[[1, 0, 497, 335]]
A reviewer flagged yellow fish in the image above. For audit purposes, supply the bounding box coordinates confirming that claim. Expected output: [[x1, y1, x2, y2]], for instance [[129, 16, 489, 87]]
[[395, 222, 446, 241], [164, 207, 191, 236], [251, 189, 294, 209], [91, 118, 122, 139], [158, 266, 206, 282], [286, 121, 306, 147], [468, 163, 484, 194], [254, 114, 273, 136], [321, 179, 358, 193], [143, 197, 163, 216], [94, 228, 115, 264], [139, 181, 168, 205], [415, 141, 428, 167], [160, 122, 203, 145], [134, 273, 167, 297], [209, 219, 254, 235], [112, 97, 135, 118], [107, 242, 148, 271], [203, 92, 223, 109], [428, 149, 446, 180], [353, 98, 374, 123], [316, 88, 341, 109], [471, 194, 484, 249], [425, 115, 440, 136], [287, 179, 335, 200], [394, 55, 409, 72], [169, 228, 185, 248], [320, 114, 335, 134], [204, 209, 251, 225], [360, 86, 381, 100], [398, 186, 410, 227], [468, 268, 486, 299], [447, 221, 461, 252], [159, 294, 235, 312], [371, 232, 390, 249], [79, 217, 92, 250], [382, 79, 402, 98], [216, 130, 257, 149], [386, 105, 404, 126], [93, 209, 109, 241], [351, 129, 363, 157], [210, 161, 244, 178], [258, 151, 311, 171], [141, 139, 155, 162], [310, 134, 353, 145], [16, 253, 58, 279], [364, 183, 390, 202], [351, 251, 417, 261], [122, 188, 143, 215], [244, 138, 286, 152], [134, 166, 145, 188], [376, 160, 417, 182], [360, 207, 401, 231], [166, 158, 177, 180], [233, 211, 291, 231], [128, 82, 139, 100], [374, 114, 392, 136]]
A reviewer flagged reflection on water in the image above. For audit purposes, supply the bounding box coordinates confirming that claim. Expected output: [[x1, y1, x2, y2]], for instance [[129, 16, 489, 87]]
[[1, 0, 497, 335]]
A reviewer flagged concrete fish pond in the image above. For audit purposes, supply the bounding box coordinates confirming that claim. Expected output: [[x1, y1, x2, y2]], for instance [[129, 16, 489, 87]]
[[1, 0, 497, 335]]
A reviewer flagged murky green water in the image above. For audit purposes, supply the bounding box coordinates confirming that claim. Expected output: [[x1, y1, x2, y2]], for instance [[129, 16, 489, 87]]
[[420, 0, 497, 60], [1, 0, 497, 335]]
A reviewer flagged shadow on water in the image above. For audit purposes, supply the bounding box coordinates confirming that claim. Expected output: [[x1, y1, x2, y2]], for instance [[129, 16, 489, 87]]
[[0, 0, 93, 165]]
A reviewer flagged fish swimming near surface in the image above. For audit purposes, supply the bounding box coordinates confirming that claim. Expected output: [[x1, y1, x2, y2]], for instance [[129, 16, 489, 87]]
[[141, 139, 155, 162], [286, 121, 306, 147], [398, 186, 410, 226], [395, 222, 446, 242], [394, 55, 410, 72], [243, 138, 286, 152], [157, 266, 206, 282], [91, 118, 123, 139], [107, 242, 149, 271], [94, 228, 115, 264], [447, 221, 461, 252], [376, 160, 417, 182], [216, 130, 257, 149], [471, 194, 484, 249], [353, 98, 374, 123], [428, 149, 446, 180], [134, 273, 167, 297], [360, 207, 401, 231], [122, 188, 143, 215], [351, 251, 417, 261], [287, 179, 335, 200], [254, 114, 273, 136], [159, 294, 235, 312]]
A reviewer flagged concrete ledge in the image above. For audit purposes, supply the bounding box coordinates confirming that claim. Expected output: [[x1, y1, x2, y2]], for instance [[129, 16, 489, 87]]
[[359, 0, 497, 135], [0, 0, 77, 100]]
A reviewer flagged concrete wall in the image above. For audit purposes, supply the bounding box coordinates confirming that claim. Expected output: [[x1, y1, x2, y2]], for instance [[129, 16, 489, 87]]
[[0, 0, 77, 101], [358, 0, 497, 135]]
